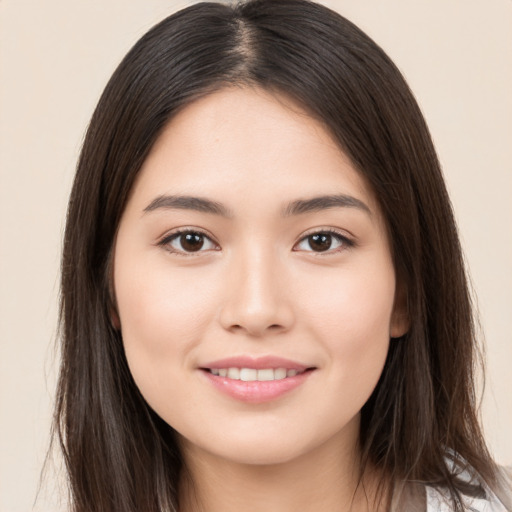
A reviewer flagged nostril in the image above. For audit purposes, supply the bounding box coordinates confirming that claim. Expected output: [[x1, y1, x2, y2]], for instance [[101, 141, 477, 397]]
[[218, 298, 295, 336]]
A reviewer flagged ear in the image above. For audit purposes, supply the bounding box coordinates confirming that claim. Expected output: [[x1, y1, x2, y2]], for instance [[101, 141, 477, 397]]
[[110, 307, 121, 330], [106, 248, 121, 330], [390, 281, 409, 338]]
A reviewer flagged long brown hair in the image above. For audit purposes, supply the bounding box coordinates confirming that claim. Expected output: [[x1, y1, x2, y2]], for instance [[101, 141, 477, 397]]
[[55, 1, 498, 510]]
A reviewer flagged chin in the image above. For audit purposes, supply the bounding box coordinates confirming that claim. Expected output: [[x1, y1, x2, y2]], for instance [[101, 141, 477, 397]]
[[178, 421, 350, 469], [208, 444, 310, 467], [223, 442, 307, 466]]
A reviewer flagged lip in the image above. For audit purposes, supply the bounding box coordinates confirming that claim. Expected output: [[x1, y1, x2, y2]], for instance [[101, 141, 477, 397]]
[[199, 355, 316, 404], [200, 355, 310, 372]]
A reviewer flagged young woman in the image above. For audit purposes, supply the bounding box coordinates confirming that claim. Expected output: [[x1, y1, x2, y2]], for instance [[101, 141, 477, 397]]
[[54, 1, 511, 510]]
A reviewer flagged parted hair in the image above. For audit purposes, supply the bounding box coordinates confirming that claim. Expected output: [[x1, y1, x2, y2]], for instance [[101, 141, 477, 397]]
[[54, 1, 498, 511]]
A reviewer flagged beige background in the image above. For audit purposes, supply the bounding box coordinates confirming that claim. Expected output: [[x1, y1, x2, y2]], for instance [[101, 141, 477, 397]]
[[0, 1, 511, 510]]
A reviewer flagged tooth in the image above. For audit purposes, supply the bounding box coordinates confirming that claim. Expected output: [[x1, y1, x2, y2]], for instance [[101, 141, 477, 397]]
[[214, 367, 302, 381], [227, 367, 240, 380], [257, 369, 274, 381], [274, 368, 287, 380], [240, 368, 258, 381]]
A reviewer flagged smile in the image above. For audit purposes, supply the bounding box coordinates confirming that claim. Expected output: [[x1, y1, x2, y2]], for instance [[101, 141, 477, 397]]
[[200, 356, 316, 403], [207, 368, 304, 381]]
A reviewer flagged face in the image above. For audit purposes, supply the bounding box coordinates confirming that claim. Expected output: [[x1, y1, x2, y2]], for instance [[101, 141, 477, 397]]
[[113, 87, 407, 467]]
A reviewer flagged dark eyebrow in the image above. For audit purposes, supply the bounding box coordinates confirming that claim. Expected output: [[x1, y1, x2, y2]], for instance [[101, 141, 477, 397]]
[[143, 193, 371, 218], [282, 194, 371, 217], [143, 195, 234, 218]]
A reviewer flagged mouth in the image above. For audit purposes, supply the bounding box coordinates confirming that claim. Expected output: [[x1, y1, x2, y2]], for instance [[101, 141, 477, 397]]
[[202, 367, 312, 381], [199, 357, 316, 403]]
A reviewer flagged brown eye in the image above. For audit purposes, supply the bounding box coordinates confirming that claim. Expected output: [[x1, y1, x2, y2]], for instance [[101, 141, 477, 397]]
[[308, 233, 333, 252], [295, 230, 353, 254], [180, 233, 205, 252], [161, 230, 217, 255]]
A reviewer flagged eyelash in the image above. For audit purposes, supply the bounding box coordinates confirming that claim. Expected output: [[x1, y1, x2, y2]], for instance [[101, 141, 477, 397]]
[[294, 228, 355, 255], [157, 228, 355, 257], [157, 228, 218, 257]]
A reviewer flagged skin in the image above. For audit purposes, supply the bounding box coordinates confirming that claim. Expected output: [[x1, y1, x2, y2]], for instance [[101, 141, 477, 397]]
[[113, 86, 408, 512]]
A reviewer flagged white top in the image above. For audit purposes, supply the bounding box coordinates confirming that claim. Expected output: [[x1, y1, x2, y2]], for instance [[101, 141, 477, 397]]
[[426, 483, 510, 512], [392, 465, 512, 512]]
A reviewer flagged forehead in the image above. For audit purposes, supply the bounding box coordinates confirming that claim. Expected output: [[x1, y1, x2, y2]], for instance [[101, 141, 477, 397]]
[[129, 86, 381, 219]]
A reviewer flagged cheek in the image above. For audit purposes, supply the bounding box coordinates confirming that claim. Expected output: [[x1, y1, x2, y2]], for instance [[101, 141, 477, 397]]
[[302, 257, 395, 328], [114, 253, 219, 394], [298, 259, 395, 387], [118, 272, 202, 345]]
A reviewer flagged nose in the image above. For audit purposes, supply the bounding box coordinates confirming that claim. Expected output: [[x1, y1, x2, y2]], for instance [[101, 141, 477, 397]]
[[218, 248, 295, 337]]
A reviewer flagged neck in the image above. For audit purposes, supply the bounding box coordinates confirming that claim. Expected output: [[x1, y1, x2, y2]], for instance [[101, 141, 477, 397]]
[[178, 431, 389, 512]]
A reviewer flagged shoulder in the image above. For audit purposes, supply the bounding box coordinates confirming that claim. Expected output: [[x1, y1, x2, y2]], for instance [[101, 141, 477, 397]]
[[393, 466, 512, 512], [425, 466, 512, 512]]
